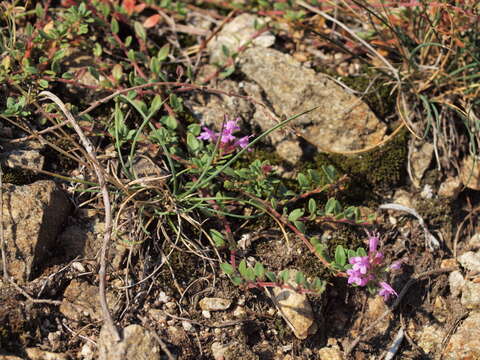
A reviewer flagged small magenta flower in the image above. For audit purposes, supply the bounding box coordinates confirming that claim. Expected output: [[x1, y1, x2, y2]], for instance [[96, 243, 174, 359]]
[[390, 260, 403, 271], [367, 231, 380, 253], [349, 256, 370, 275], [347, 268, 372, 286], [197, 116, 251, 152], [346, 230, 400, 301], [198, 127, 217, 141], [234, 135, 252, 149], [378, 282, 398, 301]]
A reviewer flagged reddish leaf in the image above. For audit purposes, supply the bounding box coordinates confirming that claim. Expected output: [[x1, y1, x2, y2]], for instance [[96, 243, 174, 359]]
[[135, 4, 146, 13], [143, 14, 161, 28], [123, 0, 136, 15]]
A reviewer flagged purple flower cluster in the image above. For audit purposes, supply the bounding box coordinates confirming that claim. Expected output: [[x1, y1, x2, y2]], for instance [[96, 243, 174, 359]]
[[347, 232, 399, 301], [197, 117, 252, 152]]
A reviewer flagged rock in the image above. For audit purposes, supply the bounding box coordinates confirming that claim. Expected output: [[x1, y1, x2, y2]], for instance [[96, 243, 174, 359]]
[[201, 310, 211, 319], [166, 326, 187, 346], [444, 311, 480, 360], [438, 176, 462, 198], [233, 305, 247, 318], [211, 341, 256, 360], [182, 320, 194, 332], [1, 180, 71, 282], [410, 141, 434, 188], [416, 324, 446, 355], [238, 47, 386, 162], [189, 79, 254, 128], [271, 270, 318, 339], [458, 251, 480, 273], [98, 324, 162, 360], [25, 348, 70, 360], [199, 297, 232, 311], [460, 155, 480, 190], [392, 189, 415, 209], [469, 233, 480, 248], [448, 270, 465, 297], [352, 296, 391, 334], [318, 346, 343, 360], [208, 14, 275, 64], [148, 309, 168, 324], [441, 258, 457, 269], [461, 281, 480, 309], [0, 355, 24, 360], [0, 149, 44, 171], [80, 342, 96, 360], [60, 280, 118, 321]]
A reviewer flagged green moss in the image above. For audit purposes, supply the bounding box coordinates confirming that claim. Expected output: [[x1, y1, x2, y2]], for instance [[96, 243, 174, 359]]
[[313, 128, 409, 196], [2, 166, 36, 185], [340, 70, 396, 120]]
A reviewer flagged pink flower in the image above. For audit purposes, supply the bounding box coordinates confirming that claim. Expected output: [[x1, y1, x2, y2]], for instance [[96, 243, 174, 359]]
[[367, 231, 380, 253], [347, 268, 372, 286], [197, 116, 250, 151], [390, 260, 403, 271], [198, 127, 217, 141], [378, 282, 398, 301], [234, 135, 251, 149], [349, 256, 370, 275]]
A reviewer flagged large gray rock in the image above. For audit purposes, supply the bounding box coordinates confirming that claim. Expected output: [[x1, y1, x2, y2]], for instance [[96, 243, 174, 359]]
[[1, 180, 71, 282], [238, 47, 387, 162]]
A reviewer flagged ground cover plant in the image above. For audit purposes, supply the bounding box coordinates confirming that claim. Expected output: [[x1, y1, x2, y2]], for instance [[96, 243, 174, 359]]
[[0, 0, 479, 359]]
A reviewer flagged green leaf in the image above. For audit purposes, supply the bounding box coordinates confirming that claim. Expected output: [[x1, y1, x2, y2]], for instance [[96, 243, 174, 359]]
[[325, 198, 341, 215], [210, 229, 225, 247], [125, 36, 133, 47], [35, 3, 44, 17], [232, 276, 243, 286], [308, 198, 317, 215], [334, 245, 347, 267], [134, 21, 146, 41], [220, 263, 234, 275], [127, 49, 136, 61], [238, 260, 247, 277], [312, 277, 326, 293], [150, 57, 160, 74], [158, 44, 170, 61], [279, 270, 290, 284], [288, 208, 304, 222], [149, 95, 163, 115], [254, 262, 265, 279], [219, 66, 235, 79], [245, 268, 255, 281], [356, 247, 367, 257], [88, 66, 100, 80], [266, 271, 276, 282], [38, 79, 49, 88], [297, 173, 308, 187], [294, 220, 305, 233], [111, 18, 119, 34], [322, 165, 337, 182], [347, 249, 356, 259], [164, 115, 177, 130], [187, 133, 200, 151], [295, 271, 306, 285]]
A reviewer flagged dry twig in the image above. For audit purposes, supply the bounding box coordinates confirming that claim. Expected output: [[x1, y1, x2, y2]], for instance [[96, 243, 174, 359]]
[[39, 91, 121, 342]]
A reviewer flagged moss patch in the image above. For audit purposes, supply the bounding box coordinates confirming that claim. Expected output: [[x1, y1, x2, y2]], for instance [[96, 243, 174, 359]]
[[312, 128, 409, 199]]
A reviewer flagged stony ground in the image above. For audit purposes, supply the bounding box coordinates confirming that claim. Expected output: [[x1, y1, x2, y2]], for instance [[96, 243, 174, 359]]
[[1, 1, 480, 360]]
